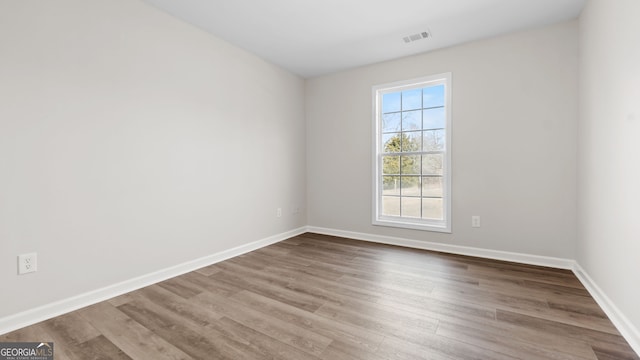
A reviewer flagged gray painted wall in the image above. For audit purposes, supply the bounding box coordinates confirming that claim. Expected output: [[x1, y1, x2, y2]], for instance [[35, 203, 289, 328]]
[[306, 21, 578, 258], [578, 0, 640, 341], [0, 0, 307, 318]]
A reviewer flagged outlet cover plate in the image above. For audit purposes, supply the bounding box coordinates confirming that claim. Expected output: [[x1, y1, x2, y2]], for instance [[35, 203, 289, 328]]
[[18, 253, 37, 275]]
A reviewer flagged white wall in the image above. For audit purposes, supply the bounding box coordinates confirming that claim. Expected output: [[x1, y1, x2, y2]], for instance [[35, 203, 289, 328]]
[[578, 0, 640, 342], [306, 21, 578, 258], [0, 0, 306, 319]]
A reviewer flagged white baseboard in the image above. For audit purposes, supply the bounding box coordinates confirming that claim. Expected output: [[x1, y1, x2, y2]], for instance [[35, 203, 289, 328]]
[[306, 226, 575, 269], [0, 227, 306, 336], [306, 226, 639, 357], [2, 225, 638, 358], [573, 263, 640, 356]]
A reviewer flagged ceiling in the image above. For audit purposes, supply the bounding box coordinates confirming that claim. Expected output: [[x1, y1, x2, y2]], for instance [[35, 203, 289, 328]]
[[142, 0, 586, 78]]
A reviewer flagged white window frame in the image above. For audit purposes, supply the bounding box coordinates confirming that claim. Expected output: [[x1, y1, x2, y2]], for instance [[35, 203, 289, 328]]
[[372, 73, 452, 233]]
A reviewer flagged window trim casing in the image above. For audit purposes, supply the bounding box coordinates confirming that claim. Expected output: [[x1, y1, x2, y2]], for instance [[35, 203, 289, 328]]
[[372, 73, 452, 233]]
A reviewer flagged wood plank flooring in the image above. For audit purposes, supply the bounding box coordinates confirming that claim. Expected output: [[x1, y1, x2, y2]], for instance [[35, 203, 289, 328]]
[[1, 233, 638, 359]]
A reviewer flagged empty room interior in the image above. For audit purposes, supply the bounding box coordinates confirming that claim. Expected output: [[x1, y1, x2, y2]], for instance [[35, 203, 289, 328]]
[[1, 0, 639, 359]]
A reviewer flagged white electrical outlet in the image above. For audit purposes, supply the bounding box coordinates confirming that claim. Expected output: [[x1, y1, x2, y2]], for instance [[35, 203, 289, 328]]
[[471, 216, 481, 228], [18, 253, 38, 275], [277, 208, 282, 218]]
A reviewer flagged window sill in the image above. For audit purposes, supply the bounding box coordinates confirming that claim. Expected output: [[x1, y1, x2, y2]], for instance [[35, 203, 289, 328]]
[[373, 217, 451, 233]]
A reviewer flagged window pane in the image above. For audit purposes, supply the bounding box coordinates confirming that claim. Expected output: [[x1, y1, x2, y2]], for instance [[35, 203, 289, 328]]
[[402, 89, 422, 110], [382, 133, 401, 153], [382, 196, 400, 216], [382, 155, 400, 174], [401, 176, 420, 196], [382, 176, 400, 195], [375, 74, 450, 231], [422, 198, 443, 220], [401, 155, 420, 174], [402, 132, 422, 152], [423, 108, 445, 129], [422, 154, 443, 175], [382, 113, 401, 133], [401, 197, 421, 218], [382, 92, 401, 113], [423, 129, 445, 151], [422, 176, 443, 197], [423, 84, 445, 108], [402, 110, 421, 131]]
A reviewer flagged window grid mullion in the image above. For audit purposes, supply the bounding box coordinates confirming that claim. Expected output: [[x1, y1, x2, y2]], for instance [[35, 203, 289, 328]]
[[420, 87, 424, 219], [399, 91, 403, 217]]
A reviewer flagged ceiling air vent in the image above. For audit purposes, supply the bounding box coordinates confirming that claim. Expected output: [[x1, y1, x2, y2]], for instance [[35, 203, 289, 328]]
[[403, 29, 432, 44]]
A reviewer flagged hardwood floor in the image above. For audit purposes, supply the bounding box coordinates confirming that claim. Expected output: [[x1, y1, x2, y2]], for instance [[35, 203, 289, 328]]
[[1, 233, 638, 359]]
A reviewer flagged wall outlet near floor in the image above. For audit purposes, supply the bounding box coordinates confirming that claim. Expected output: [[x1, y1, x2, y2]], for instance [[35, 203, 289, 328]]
[[18, 253, 38, 275], [472, 216, 481, 228], [277, 208, 282, 218]]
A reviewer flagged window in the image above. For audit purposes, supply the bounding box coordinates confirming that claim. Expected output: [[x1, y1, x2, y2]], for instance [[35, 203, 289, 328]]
[[372, 73, 451, 232]]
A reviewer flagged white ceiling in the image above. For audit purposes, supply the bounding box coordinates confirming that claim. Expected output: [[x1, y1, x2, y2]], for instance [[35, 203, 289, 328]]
[[142, 0, 586, 78]]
